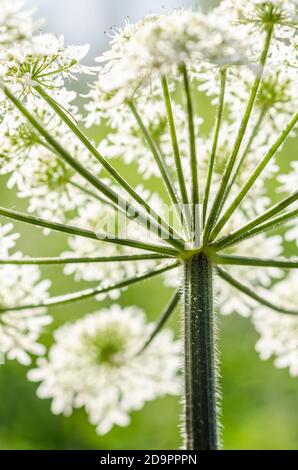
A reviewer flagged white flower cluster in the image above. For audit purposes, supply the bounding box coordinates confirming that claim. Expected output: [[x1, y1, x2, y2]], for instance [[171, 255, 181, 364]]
[[28, 305, 181, 435], [86, 10, 248, 111], [0, 0, 36, 45], [219, 0, 298, 27], [0, 223, 51, 365], [0, 104, 100, 222], [253, 272, 298, 376]]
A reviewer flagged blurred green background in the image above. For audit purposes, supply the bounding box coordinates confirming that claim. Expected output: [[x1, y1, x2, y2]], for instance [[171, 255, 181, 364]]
[[0, 0, 297, 451]]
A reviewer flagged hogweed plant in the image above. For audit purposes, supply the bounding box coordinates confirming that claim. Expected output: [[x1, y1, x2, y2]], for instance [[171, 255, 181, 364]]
[[0, 0, 298, 450]]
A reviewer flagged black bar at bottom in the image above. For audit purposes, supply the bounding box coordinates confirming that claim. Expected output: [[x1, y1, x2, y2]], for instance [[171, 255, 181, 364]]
[[0, 450, 295, 465]]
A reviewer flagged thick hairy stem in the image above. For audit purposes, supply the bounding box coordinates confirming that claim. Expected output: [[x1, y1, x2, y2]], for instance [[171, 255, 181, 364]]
[[183, 253, 219, 450]]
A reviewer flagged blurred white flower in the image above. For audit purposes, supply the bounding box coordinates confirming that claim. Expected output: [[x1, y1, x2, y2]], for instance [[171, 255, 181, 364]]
[[28, 305, 181, 434], [0, 0, 37, 46], [0, 223, 51, 365], [0, 222, 19, 255], [86, 9, 248, 110], [253, 272, 298, 376]]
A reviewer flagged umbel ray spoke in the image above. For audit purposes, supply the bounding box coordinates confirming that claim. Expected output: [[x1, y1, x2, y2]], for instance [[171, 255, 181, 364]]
[[127, 99, 184, 226], [213, 207, 298, 250], [217, 267, 298, 315], [223, 107, 267, 204], [215, 254, 298, 269], [0, 262, 180, 313], [213, 194, 298, 250], [35, 85, 183, 247], [161, 75, 191, 234], [202, 66, 227, 228], [138, 289, 181, 355], [181, 63, 200, 239], [161, 76, 189, 207], [69, 181, 118, 210], [0, 206, 178, 256], [203, 24, 274, 244], [69, 179, 151, 229], [0, 254, 173, 265], [210, 110, 298, 242], [2, 85, 185, 252]]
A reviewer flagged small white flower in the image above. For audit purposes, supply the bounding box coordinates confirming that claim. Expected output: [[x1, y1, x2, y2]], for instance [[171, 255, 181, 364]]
[[1, 33, 90, 94], [28, 305, 181, 435], [217, 0, 298, 28]]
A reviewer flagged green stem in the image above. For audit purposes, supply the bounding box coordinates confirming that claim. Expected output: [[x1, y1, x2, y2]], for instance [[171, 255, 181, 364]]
[[36, 85, 181, 245], [0, 262, 180, 313], [217, 268, 298, 315], [181, 64, 200, 243], [213, 190, 298, 249], [203, 25, 274, 244], [183, 253, 219, 450], [138, 290, 180, 355], [0, 254, 172, 265], [215, 254, 298, 269], [210, 110, 298, 242], [0, 206, 178, 256], [69, 181, 117, 210], [4, 85, 184, 252], [161, 75, 191, 234], [213, 207, 298, 251], [222, 106, 266, 206], [127, 100, 183, 219], [202, 67, 227, 228]]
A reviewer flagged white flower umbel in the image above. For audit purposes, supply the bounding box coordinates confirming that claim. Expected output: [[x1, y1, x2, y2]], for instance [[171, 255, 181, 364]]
[[0, 0, 36, 46], [1, 33, 89, 95], [87, 9, 248, 110], [220, 0, 298, 25], [28, 305, 181, 435], [253, 272, 298, 376], [0, 223, 51, 365]]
